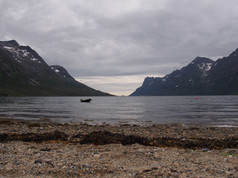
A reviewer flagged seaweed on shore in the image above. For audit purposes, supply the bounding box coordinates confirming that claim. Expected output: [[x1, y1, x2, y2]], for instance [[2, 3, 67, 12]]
[[0, 130, 68, 143], [0, 130, 237, 149], [79, 131, 151, 146], [79, 131, 238, 149]]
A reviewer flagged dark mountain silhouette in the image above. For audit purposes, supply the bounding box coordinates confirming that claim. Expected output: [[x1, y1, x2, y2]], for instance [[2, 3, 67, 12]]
[[0, 40, 111, 96], [131, 49, 238, 96]]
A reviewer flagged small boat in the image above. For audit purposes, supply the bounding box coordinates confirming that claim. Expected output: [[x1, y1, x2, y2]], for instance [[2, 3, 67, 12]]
[[80, 98, 92, 103]]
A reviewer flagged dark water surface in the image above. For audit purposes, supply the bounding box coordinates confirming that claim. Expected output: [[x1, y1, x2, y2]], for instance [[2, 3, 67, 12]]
[[0, 96, 238, 126]]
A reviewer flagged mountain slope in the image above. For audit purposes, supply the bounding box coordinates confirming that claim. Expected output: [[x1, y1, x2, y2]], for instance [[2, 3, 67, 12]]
[[131, 49, 238, 96], [203, 49, 238, 95], [0, 40, 111, 96]]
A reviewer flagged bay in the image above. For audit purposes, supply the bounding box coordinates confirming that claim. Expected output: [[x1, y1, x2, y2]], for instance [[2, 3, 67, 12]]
[[0, 96, 238, 126]]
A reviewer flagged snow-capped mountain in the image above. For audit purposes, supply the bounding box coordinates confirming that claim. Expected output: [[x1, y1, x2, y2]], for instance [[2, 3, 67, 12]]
[[0, 40, 111, 96], [131, 49, 238, 96]]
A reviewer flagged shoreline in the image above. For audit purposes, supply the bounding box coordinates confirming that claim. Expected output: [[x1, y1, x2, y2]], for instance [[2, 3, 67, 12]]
[[1, 117, 238, 138], [0, 118, 238, 177], [1, 116, 238, 127]]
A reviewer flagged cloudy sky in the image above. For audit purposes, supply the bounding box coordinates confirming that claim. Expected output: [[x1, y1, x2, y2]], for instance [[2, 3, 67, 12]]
[[1, 0, 238, 95]]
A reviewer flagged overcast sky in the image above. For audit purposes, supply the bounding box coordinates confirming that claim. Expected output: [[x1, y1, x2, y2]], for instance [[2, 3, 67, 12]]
[[1, 0, 238, 95]]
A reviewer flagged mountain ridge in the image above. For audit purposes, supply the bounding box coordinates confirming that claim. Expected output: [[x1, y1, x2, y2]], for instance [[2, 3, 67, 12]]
[[0, 40, 112, 96], [131, 49, 238, 96]]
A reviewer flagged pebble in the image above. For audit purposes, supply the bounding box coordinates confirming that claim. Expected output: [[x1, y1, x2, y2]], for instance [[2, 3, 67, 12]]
[[1, 142, 236, 177], [0, 120, 237, 177]]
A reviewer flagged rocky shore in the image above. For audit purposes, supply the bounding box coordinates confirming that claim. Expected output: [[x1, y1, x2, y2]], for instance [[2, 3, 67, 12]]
[[0, 118, 237, 177]]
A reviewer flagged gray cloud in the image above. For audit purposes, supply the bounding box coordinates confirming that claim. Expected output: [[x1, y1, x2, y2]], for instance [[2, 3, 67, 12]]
[[1, 0, 238, 95]]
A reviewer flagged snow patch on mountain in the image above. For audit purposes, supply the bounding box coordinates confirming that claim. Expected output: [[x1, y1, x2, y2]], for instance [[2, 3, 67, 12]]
[[206, 63, 213, 71], [3, 46, 14, 50], [22, 50, 29, 57], [31, 57, 38, 61], [198, 63, 205, 70], [3, 45, 40, 63], [51, 67, 59, 73]]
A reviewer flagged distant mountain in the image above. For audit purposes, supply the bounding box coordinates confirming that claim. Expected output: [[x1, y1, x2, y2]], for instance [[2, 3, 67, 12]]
[[131, 49, 238, 96], [202, 49, 238, 95], [0, 40, 111, 96]]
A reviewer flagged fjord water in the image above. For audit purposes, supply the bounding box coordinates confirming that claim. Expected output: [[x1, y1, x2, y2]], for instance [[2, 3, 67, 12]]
[[0, 96, 238, 126]]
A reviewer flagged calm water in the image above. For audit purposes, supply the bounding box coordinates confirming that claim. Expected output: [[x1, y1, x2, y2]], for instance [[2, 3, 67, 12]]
[[0, 96, 238, 126]]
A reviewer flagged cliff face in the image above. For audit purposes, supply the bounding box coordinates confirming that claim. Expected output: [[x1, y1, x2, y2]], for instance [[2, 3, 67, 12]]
[[0, 40, 111, 96], [131, 49, 238, 96]]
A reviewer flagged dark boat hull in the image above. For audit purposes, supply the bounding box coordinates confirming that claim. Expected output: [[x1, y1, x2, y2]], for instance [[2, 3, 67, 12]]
[[80, 99, 92, 103]]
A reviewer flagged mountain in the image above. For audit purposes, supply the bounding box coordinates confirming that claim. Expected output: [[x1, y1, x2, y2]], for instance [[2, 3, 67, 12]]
[[131, 49, 238, 96], [202, 49, 238, 95], [0, 40, 111, 96]]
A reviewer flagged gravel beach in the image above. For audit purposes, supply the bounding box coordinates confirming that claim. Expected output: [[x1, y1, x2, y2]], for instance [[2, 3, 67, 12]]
[[0, 118, 237, 177]]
